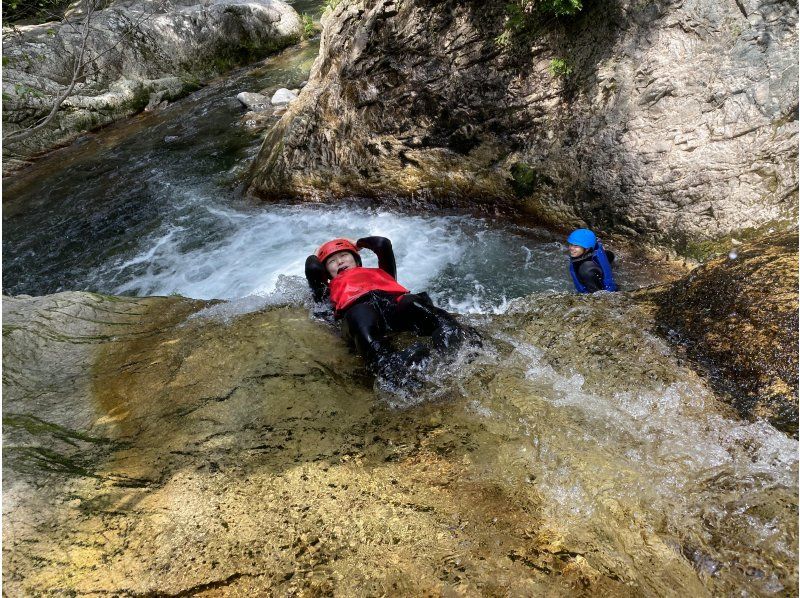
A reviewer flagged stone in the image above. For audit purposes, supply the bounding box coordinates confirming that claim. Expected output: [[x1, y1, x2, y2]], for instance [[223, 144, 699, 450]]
[[236, 92, 271, 111], [241, 110, 275, 132], [655, 231, 799, 436], [270, 87, 298, 106], [248, 0, 798, 244], [2, 289, 796, 595], [3, 0, 303, 172]]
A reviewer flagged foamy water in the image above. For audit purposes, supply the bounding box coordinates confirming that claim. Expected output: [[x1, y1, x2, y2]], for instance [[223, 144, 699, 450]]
[[85, 197, 581, 314]]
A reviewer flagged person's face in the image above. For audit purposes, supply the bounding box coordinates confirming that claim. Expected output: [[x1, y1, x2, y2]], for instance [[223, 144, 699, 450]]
[[568, 244, 587, 258], [325, 251, 358, 278]]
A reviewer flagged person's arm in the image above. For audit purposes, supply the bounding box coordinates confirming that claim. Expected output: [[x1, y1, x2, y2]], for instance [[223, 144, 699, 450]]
[[356, 236, 397, 279], [305, 255, 329, 302], [577, 260, 604, 293]]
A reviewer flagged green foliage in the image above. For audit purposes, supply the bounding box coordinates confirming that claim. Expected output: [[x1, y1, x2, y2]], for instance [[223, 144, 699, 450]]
[[537, 0, 583, 16], [13, 82, 44, 98], [495, 0, 584, 49], [509, 163, 539, 197], [504, 1, 527, 32], [494, 30, 512, 48], [549, 57, 573, 78], [301, 13, 316, 39], [323, 0, 341, 13], [2, 0, 71, 24]]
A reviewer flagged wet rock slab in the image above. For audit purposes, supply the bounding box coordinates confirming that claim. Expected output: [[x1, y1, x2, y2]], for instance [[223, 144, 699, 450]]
[[655, 231, 799, 437], [3, 291, 796, 595]]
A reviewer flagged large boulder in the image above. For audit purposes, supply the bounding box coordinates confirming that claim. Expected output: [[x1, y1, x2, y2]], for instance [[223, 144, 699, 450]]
[[2, 0, 302, 171], [249, 0, 797, 245], [655, 231, 799, 436], [3, 290, 796, 595]]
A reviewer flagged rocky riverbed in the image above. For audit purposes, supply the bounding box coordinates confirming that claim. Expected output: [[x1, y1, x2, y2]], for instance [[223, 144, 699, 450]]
[[2, 0, 302, 172]]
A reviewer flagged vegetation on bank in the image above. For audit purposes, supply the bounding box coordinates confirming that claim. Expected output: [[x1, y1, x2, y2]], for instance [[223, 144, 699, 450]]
[[3, 0, 72, 24], [496, 0, 583, 51], [323, 0, 341, 13]]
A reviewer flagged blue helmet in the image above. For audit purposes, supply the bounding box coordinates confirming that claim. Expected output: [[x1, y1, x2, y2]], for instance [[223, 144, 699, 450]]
[[567, 228, 597, 249]]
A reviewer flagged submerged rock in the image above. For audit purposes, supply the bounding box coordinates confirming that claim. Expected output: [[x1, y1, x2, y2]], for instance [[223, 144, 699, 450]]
[[2, 0, 302, 172], [655, 231, 799, 436], [3, 290, 796, 595], [248, 0, 797, 242]]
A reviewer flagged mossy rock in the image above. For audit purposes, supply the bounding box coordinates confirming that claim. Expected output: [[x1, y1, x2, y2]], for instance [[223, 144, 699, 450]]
[[656, 232, 799, 436]]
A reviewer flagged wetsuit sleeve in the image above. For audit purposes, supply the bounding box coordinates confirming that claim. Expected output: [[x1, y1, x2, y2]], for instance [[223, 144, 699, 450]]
[[356, 236, 397, 279], [606, 250, 615, 265], [305, 255, 330, 302], [577, 260, 604, 293]]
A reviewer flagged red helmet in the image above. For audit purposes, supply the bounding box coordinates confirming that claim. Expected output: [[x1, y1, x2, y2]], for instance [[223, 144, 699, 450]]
[[316, 238, 361, 264]]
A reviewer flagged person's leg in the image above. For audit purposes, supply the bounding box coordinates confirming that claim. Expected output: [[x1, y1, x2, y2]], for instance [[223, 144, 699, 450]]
[[393, 293, 466, 352], [341, 300, 391, 367]]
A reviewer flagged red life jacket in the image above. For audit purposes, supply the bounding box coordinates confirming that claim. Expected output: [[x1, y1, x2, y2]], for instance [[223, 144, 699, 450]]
[[329, 267, 408, 313]]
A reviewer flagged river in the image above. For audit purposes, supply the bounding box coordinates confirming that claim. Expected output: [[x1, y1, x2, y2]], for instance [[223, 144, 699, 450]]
[[2, 2, 797, 595]]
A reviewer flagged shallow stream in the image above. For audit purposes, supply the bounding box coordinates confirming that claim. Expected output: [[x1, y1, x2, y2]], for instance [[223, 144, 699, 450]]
[[2, 5, 797, 596]]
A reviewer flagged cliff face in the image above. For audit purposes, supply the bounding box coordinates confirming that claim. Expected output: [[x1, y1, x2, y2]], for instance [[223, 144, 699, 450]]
[[249, 0, 797, 244]]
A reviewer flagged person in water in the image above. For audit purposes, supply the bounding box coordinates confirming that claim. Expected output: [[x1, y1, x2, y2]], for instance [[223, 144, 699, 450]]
[[305, 236, 469, 380], [567, 228, 618, 293]]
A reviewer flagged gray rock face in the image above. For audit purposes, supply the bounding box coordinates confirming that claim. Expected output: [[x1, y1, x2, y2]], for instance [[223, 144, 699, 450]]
[[249, 0, 798, 244], [2, 0, 302, 170]]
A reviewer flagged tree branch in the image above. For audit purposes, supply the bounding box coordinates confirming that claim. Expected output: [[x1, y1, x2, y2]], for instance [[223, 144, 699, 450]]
[[4, 0, 169, 144], [4, 0, 94, 142]]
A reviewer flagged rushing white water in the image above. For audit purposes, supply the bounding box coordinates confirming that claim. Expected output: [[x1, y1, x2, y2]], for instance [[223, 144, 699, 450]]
[[88, 197, 582, 313]]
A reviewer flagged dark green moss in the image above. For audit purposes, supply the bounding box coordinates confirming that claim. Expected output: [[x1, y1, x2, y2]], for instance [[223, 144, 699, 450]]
[[677, 220, 795, 261], [195, 35, 301, 79], [4, 445, 100, 478], [509, 162, 553, 198], [3, 413, 111, 446]]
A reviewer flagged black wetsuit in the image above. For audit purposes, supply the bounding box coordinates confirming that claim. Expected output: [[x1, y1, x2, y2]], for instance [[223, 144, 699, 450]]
[[570, 249, 616, 293], [305, 236, 465, 374]]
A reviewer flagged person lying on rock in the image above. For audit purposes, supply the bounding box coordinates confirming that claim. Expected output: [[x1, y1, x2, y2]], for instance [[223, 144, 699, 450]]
[[305, 236, 471, 383], [566, 228, 618, 293]]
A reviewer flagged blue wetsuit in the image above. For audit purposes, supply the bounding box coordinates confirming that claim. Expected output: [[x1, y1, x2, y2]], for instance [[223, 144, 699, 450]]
[[569, 247, 617, 293]]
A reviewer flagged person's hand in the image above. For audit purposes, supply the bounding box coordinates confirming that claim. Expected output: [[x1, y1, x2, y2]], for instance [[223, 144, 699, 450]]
[[356, 236, 391, 253], [305, 254, 330, 282]]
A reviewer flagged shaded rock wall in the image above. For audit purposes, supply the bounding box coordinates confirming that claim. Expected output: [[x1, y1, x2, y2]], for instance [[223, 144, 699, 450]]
[[2, 0, 301, 170], [655, 231, 799, 436], [249, 0, 797, 244]]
